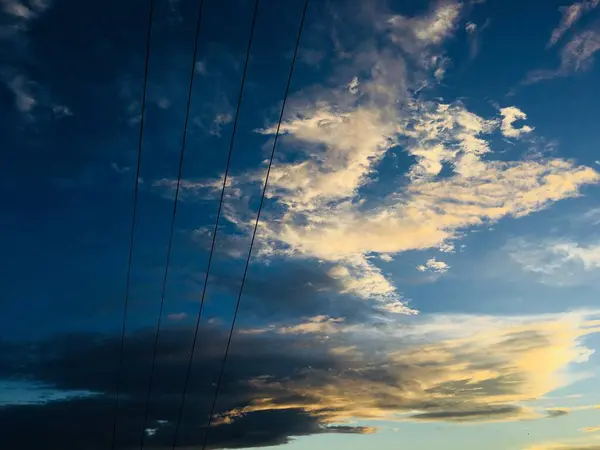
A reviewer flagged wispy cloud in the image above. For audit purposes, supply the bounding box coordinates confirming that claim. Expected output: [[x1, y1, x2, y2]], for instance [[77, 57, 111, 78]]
[[507, 237, 600, 286], [526, 26, 600, 85], [209, 112, 233, 137], [548, 0, 599, 47], [166, 312, 187, 321], [465, 18, 490, 61], [5, 74, 36, 112], [386, 0, 462, 81], [388, 1, 462, 46]]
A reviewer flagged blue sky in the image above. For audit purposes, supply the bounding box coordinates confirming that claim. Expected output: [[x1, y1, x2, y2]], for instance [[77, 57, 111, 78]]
[[2, 0, 600, 449]]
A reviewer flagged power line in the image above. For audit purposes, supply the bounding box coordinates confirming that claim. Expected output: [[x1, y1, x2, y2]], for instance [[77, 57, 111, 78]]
[[110, 0, 157, 448], [138, 0, 207, 448], [197, 1, 309, 450], [169, 0, 261, 448]]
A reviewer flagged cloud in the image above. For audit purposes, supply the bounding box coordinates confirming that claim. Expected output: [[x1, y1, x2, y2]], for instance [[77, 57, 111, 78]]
[[242, 71, 596, 315], [548, 0, 599, 47], [152, 175, 241, 202], [546, 408, 570, 418], [195, 60, 207, 75], [0, 380, 97, 406], [154, 0, 598, 318], [385, 0, 462, 80], [209, 261, 381, 322], [581, 426, 600, 432], [417, 257, 450, 273], [216, 310, 600, 427], [500, 106, 534, 138], [5, 73, 36, 112], [0, 1, 66, 118], [439, 242, 455, 253], [0, 0, 50, 22], [507, 238, 600, 286], [241, 315, 347, 336], [526, 27, 600, 84], [528, 444, 600, 450], [583, 207, 600, 225], [465, 18, 490, 61], [2, 310, 599, 449], [210, 113, 233, 137], [560, 29, 600, 70], [167, 312, 187, 321], [388, 1, 462, 47]]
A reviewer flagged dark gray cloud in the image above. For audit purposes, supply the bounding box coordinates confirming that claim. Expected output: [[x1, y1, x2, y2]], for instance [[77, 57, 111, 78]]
[[207, 261, 381, 322], [408, 405, 523, 422], [0, 325, 362, 449]]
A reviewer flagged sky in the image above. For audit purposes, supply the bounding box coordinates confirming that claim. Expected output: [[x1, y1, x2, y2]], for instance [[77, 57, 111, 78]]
[[2, 0, 600, 449]]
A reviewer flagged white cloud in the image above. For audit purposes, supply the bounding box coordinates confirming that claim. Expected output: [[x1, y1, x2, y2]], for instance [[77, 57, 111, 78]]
[[417, 257, 450, 273], [500, 106, 534, 139], [548, 0, 599, 47], [508, 237, 600, 286], [553, 242, 600, 270], [403, 102, 497, 180], [380, 253, 394, 262], [439, 242, 455, 253]]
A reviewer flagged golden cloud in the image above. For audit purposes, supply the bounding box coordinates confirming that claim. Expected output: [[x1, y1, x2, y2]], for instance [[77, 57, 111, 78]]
[[219, 312, 600, 427]]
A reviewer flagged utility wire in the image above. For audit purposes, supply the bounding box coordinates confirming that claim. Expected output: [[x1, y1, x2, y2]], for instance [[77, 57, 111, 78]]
[[138, 0, 207, 449], [169, 0, 261, 448], [197, 1, 309, 449], [111, 0, 156, 448]]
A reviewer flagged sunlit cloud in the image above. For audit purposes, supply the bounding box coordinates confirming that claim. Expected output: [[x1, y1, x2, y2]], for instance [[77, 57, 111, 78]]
[[236, 13, 597, 312], [500, 106, 534, 139], [151, 0, 599, 318], [219, 311, 600, 426]]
